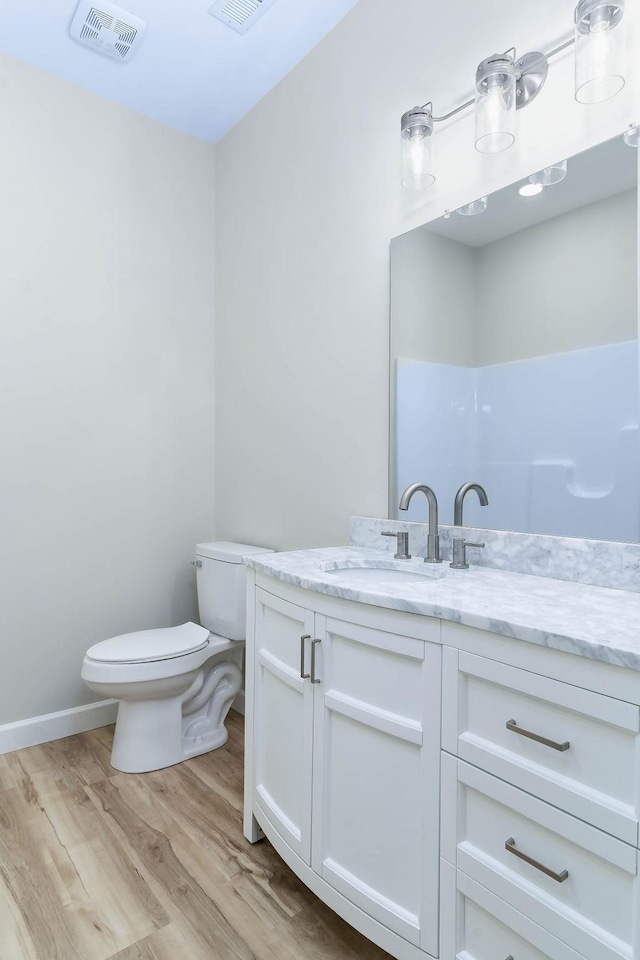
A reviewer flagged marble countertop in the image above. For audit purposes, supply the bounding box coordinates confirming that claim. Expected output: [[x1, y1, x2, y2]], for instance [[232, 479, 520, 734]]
[[245, 546, 640, 671]]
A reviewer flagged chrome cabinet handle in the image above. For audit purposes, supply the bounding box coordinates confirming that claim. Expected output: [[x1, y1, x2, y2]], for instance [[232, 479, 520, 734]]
[[506, 719, 570, 752], [300, 635, 310, 679], [310, 639, 321, 684], [505, 837, 569, 883]]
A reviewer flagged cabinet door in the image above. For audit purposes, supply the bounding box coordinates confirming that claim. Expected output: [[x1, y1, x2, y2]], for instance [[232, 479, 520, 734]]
[[310, 614, 441, 956], [252, 588, 314, 864]]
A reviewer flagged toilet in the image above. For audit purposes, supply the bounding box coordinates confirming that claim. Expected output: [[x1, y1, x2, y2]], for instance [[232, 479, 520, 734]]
[[81, 541, 273, 773]]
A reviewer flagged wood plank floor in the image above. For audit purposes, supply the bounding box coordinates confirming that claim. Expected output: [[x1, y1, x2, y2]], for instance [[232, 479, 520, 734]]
[[0, 711, 391, 959]]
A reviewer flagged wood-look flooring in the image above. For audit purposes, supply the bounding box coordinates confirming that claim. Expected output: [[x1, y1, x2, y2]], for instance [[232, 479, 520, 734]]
[[0, 711, 391, 959]]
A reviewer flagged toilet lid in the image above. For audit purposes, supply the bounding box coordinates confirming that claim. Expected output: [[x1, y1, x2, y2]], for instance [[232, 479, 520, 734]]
[[86, 622, 210, 664]]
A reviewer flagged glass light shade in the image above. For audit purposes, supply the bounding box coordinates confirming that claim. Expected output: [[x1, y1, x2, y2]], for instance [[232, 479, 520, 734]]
[[575, 0, 626, 103], [623, 123, 640, 147], [401, 107, 435, 190], [475, 54, 517, 154], [457, 197, 488, 216], [529, 159, 568, 186]]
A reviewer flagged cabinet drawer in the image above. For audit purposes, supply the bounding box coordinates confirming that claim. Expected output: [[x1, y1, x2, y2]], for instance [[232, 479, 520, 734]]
[[442, 756, 640, 960], [442, 649, 640, 844], [441, 860, 585, 960]]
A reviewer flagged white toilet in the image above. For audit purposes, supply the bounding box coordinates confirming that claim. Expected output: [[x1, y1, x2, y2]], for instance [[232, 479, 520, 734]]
[[81, 541, 273, 773]]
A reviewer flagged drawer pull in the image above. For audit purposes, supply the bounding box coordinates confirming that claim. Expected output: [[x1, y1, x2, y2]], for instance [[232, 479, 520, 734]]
[[300, 635, 310, 679], [506, 719, 570, 752], [505, 837, 569, 883]]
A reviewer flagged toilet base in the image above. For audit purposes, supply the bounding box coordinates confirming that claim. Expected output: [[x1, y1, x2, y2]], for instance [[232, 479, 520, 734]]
[[110, 657, 242, 774]]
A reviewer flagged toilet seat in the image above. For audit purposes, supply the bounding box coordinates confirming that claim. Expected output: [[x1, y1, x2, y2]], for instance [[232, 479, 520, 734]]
[[82, 630, 242, 686], [86, 622, 210, 664]]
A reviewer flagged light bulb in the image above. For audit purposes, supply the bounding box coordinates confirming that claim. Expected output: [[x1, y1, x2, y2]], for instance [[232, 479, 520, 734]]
[[519, 182, 544, 197]]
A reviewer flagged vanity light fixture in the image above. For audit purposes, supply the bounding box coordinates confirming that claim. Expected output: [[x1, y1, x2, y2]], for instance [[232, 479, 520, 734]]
[[401, 104, 435, 189], [401, 0, 626, 189], [575, 0, 626, 103], [457, 197, 488, 216], [623, 123, 640, 147], [475, 51, 518, 154], [518, 182, 545, 197]]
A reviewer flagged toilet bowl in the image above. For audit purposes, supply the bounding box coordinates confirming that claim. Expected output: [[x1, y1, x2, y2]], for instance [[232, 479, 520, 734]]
[[81, 541, 273, 773]]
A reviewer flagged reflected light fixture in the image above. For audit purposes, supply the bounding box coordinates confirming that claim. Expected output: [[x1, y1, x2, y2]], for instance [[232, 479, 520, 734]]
[[518, 182, 544, 197], [519, 158, 568, 197], [457, 197, 488, 216], [623, 123, 640, 147], [575, 0, 626, 103], [400, 1, 627, 189], [529, 159, 568, 186]]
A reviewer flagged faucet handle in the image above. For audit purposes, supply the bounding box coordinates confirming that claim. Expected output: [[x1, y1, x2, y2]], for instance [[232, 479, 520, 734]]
[[381, 530, 411, 560], [450, 538, 485, 570]]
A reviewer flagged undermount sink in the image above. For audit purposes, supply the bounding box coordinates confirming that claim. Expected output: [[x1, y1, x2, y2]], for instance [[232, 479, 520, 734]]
[[318, 558, 446, 585]]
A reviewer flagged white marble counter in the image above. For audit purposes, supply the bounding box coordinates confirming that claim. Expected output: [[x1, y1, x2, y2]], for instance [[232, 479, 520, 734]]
[[245, 546, 640, 671]]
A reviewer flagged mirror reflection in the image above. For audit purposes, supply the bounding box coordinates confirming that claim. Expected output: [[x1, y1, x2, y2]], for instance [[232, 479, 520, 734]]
[[390, 135, 638, 541]]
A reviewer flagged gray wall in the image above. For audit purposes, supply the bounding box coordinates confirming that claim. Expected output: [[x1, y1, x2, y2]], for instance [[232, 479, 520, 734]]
[[391, 230, 476, 366], [476, 189, 637, 365], [0, 54, 217, 725], [214, 0, 640, 552], [392, 188, 637, 370]]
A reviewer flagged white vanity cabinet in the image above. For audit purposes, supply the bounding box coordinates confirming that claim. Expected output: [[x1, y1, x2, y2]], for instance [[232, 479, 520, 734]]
[[245, 574, 442, 960], [244, 568, 640, 960]]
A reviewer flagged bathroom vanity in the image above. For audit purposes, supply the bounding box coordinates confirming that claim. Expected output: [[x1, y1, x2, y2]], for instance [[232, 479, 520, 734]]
[[242, 126, 640, 960], [243, 534, 640, 960]]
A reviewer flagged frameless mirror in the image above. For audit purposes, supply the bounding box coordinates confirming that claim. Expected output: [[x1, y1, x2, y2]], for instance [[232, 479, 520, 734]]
[[390, 134, 639, 541]]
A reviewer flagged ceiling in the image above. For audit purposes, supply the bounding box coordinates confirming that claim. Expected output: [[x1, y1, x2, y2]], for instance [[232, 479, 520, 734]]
[[0, 0, 359, 141]]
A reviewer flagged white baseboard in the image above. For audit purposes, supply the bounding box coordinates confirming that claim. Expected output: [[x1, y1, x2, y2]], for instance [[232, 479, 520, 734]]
[[232, 689, 245, 716], [0, 687, 245, 757], [0, 699, 119, 756]]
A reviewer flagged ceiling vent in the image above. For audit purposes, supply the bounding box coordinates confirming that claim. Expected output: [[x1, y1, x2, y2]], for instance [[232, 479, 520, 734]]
[[208, 0, 279, 35], [69, 0, 146, 62]]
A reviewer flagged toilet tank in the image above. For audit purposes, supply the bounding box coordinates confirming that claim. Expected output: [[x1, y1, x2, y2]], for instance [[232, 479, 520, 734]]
[[195, 541, 274, 641]]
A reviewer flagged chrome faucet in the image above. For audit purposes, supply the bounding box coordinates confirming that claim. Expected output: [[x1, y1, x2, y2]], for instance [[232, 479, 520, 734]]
[[453, 482, 489, 526], [398, 483, 441, 563]]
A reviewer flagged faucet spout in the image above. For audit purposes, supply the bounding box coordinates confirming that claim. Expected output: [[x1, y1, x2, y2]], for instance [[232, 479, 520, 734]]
[[398, 483, 441, 563], [453, 482, 489, 527]]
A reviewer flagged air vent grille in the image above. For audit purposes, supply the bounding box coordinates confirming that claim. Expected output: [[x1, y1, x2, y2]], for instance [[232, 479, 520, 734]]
[[69, 0, 146, 62], [208, 0, 278, 35]]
